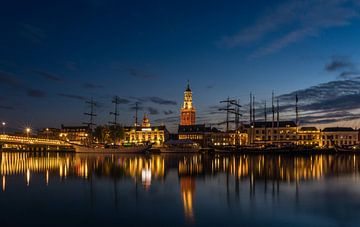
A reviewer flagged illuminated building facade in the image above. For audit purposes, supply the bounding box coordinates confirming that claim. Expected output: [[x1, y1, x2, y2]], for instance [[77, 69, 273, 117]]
[[124, 114, 169, 146], [178, 124, 212, 147], [320, 127, 358, 148], [243, 121, 297, 146], [180, 82, 196, 126], [210, 131, 248, 147], [297, 127, 321, 146], [59, 125, 91, 145]]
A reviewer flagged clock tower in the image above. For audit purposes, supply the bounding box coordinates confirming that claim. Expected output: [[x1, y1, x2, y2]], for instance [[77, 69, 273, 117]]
[[180, 82, 196, 126]]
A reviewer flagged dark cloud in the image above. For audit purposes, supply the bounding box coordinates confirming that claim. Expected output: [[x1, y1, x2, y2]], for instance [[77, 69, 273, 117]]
[[219, 1, 360, 58], [0, 71, 47, 98], [27, 89, 46, 98], [147, 97, 177, 105], [112, 96, 130, 104], [58, 93, 86, 100], [129, 96, 177, 105], [147, 107, 159, 115], [301, 111, 360, 125], [0, 105, 14, 110], [163, 110, 174, 115], [0, 71, 21, 87], [324, 56, 359, 78], [83, 83, 103, 89], [325, 57, 353, 72], [18, 23, 46, 44], [338, 71, 360, 79], [278, 80, 360, 103], [32, 70, 63, 82], [153, 116, 179, 123]]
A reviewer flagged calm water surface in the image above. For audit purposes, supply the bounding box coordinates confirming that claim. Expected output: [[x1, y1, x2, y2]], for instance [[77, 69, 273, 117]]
[[0, 152, 360, 226]]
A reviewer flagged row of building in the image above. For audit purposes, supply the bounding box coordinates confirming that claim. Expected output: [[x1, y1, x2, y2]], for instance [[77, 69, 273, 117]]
[[38, 83, 359, 149]]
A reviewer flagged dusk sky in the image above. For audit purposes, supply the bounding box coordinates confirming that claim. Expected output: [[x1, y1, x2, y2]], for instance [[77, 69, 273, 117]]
[[2, 0, 360, 132]]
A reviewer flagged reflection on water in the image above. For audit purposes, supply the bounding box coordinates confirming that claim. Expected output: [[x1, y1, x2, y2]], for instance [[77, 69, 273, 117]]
[[1, 152, 360, 226]]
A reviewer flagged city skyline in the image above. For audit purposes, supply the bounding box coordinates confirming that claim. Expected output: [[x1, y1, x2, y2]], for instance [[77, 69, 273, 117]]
[[2, 0, 360, 133]]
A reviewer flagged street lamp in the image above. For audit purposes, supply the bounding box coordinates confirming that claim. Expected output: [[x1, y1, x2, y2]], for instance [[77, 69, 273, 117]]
[[46, 128, 49, 140], [2, 122, 5, 135], [26, 128, 31, 138]]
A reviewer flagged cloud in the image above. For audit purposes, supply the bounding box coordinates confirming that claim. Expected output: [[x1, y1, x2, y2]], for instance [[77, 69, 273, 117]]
[[219, 1, 360, 57], [0, 105, 14, 110], [153, 116, 179, 124], [324, 56, 359, 78], [0, 71, 21, 87], [0, 71, 47, 98], [278, 79, 360, 103], [325, 57, 353, 72], [147, 97, 177, 105], [32, 70, 63, 82], [147, 107, 159, 115], [163, 110, 174, 115], [18, 23, 46, 44], [276, 78, 360, 126], [27, 89, 46, 98], [83, 83, 103, 89], [57, 93, 86, 100], [112, 97, 130, 104]]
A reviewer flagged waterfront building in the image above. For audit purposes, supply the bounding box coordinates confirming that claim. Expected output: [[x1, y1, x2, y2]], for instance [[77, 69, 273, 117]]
[[320, 127, 358, 148], [297, 127, 321, 146], [178, 124, 212, 147], [37, 128, 61, 140], [59, 125, 91, 145], [210, 130, 248, 147], [180, 82, 196, 126], [243, 121, 297, 146], [124, 114, 169, 146]]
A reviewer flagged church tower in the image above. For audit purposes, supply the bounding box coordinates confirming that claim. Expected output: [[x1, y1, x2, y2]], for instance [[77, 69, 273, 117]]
[[180, 82, 196, 125]]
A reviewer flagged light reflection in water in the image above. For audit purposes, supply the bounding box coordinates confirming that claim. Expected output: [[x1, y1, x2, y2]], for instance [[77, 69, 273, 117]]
[[1, 152, 360, 224]]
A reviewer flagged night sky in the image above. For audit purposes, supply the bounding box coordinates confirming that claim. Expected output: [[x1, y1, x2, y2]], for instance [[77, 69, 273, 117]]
[[1, 0, 360, 133]]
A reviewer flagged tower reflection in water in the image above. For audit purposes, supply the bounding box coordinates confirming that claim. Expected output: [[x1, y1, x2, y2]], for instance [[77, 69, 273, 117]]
[[1, 152, 360, 221]]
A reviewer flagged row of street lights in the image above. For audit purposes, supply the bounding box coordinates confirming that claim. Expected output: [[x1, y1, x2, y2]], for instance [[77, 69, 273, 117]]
[[1, 121, 32, 137]]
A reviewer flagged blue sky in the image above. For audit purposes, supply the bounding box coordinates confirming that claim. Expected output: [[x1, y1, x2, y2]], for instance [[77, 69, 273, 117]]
[[1, 0, 360, 133]]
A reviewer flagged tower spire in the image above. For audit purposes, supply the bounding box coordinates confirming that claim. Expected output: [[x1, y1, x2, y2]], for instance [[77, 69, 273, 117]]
[[180, 81, 196, 125]]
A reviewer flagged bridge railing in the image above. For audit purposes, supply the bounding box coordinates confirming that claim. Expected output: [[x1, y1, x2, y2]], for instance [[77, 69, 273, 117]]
[[0, 135, 68, 146]]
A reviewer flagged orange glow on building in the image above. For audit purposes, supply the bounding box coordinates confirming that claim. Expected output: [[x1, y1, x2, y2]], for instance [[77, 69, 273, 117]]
[[180, 82, 196, 126]]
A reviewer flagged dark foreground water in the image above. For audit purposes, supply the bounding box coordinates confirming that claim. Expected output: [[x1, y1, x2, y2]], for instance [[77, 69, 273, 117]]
[[0, 152, 360, 226]]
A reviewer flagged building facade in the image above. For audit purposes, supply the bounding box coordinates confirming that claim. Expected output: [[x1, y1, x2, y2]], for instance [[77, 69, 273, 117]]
[[297, 127, 321, 146], [180, 82, 196, 126], [59, 125, 91, 145], [320, 127, 358, 148], [178, 124, 212, 147], [243, 121, 297, 146], [124, 114, 169, 146]]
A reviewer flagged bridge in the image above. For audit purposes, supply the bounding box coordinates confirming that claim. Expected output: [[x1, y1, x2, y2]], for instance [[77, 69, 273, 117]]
[[0, 135, 74, 152]]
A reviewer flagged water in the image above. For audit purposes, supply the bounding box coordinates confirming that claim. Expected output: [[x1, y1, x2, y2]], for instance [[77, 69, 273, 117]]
[[0, 152, 360, 226]]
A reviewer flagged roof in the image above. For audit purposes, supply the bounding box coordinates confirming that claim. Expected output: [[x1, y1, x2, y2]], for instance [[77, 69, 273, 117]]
[[61, 125, 90, 130], [178, 124, 211, 133], [124, 125, 168, 131], [299, 127, 318, 131], [243, 121, 297, 128], [322, 127, 355, 132]]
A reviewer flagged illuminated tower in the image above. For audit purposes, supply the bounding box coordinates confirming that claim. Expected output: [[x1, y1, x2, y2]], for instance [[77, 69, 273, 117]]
[[142, 113, 151, 127], [180, 82, 196, 126]]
